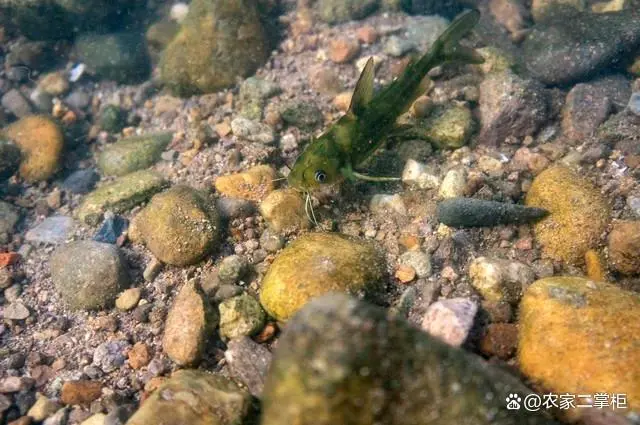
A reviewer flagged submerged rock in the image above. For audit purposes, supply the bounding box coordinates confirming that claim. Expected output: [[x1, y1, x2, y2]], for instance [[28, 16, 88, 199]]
[[160, 0, 269, 96], [0, 140, 21, 181], [523, 10, 640, 85], [214, 165, 277, 202], [418, 104, 474, 149], [131, 186, 221, 266], [259, 189, 310, 234], [261, 294, 558, 425], [25, 215, 75, 244], [314, 0, 378, 23], [97, 133, 172, 176], [0, 201, 20, 236], [260, 233, 385, 321], [218, 293, 266, 340], [561, 83, 612, 141], [519, 277, 640, 411], [99, 105, 127, 133], [437, 197, 548, 228], [607, 220, 640, 275]]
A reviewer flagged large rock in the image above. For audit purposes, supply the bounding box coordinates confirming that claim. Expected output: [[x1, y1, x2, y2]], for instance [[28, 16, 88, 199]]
[[4, 115, 64, 182], [125, 370, 255, 425], [261, 294, 558, 425], [97, 133, 172, 176], [259, 233, 385, 321], [523, 10, 640, 85], [160, 0, 270, 96], [130, 186, 221, 266], [478, 71, 549, 145], [519, 277, 640, 411], [50, 241, 129, 310], [74, 32, 151, 84], [525, 166, 610, 265]]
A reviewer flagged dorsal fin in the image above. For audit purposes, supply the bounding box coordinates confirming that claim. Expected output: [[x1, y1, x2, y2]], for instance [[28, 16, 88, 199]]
[[349, 57, 375, 116]]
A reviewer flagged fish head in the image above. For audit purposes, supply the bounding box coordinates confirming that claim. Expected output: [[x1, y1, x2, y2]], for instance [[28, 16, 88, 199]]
[[287, 135, 344, 193]]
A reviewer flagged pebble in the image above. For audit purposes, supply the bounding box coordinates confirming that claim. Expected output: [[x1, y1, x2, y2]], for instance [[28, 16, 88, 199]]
[[127, 342, 151, 370], [126, 370, 254, 425], [480, 323, 518, 359], [420, 105, 474, 149], [115, 288, 141, 311], [261, 294, 554, 425], [97, 133, 172, 176], [519, 277, 640, 410], [627, 195, 640, 217], [61, 380, 102, 405], [99, 105, 126, 133], [438, 168, 466, 198], [607, 220, 640, 275], [25, 216, 75, 245], [562, 83, 612, 141], [259, 189, 310, 233], [421, 298, 478, 347], [398, 250, 432, 278], [0, 140, 21, 182], [27, 394, 60, 422], [401, 159, 440, 189], [437, 198, 549, 228], [383, 36, 415, 57], [219, 293, 266, 340], [469, 257, 535, 304], [259, 229, 285, 252], [0, 201, 20, 237], [77, 170, 167, 226], [142, 258, 163, 282], [525, 166, 610, 264], [629, 92, 640, 116], [62, 169, 100, 195], [328, 38, 360, 63], [230, 117, 275, 144], [260, 232, 385, 321], [4, 115, 64, 182], [163, 282, 214, 366], [93, 340, 130, 373], [3, 303, 30, 320], [81, 414, 107, 425], [395, 264, 416, 283], [214, 165, 277, 202], [218, 255, 248, 284], [50, 241, 129, 310], [0, 377, 33, 393], [42, 408, 68, 425], [93, 215, 128, 245], [38, 72, 69, 96], [225, 337, 272, 398], [65, 90, 91, 110], [215, 197, 256, 220], [1, 89, 33, 118], [356, 26, 377, 44], [0, 268, 12, 289], [280, 100, 324, 131], [369, 194, 407, 216], [130, 186, 221, 266]]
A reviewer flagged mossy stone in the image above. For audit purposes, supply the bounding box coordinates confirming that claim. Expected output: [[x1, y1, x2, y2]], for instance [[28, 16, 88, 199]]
[[97, 133, 172, 176], [99, 105, 127, 133]]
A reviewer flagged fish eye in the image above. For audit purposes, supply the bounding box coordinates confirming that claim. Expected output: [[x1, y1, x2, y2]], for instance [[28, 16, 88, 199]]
[[314, 170, 327, 183]]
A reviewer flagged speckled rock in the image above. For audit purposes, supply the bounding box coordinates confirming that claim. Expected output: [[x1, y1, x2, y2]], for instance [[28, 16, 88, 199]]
[[314, 0, 378, 23], [469, 257, 535, 303], [523, 10, 640, 85], [525, 166, 610, 264], [214, 165, 277, 202], [125, 370, 255, 425], [417, 104, 474, 149], [260, 189, 310, 234], [3, 115, 64, 182], [0, 201, 20, 236], [421, 298, 478, 346], [438, 168, 466, 198], [98, 133, 172, 176], [398, 250, 431, 278], [280, 101, 323, 131], [519, 277, 640, 411], [561, 83, 612, 141], [217, 255, 248, 284], [25, 215, 75, 244], [77, 170, 167, 226], [75, 32, 151, 84], [0, 140, 21, 181], [131, 186, 221, 266], [478, 71, 549, 145], [369, 194, 407, 216], [476, 46, 516, 75], [218, 293, 266, 340], [225, 337, 272, 398], [50, 241, 129, 310], [261, 294, 558, 425], [608, 220, 640, 275], [163, 282, 216, 366], [230, 117, 275, 144], [238, 77, 281, 120], [260, 233, 385, 321], [159, 0, 269, 96]]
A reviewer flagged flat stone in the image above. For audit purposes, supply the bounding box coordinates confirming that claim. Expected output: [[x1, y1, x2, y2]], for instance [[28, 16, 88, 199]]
[[25, 216, 75, 244]]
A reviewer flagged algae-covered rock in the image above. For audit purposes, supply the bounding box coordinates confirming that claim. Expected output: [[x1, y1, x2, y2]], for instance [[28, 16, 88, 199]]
[[159, 0, 269, 96], [218, 293, 266, 340], [418, 104, 474, 149], [259, 232, 385, 321], [131, 186, 221, 266], [125, 370, 255, 425], [214, 165, 277, 202], [75, 32, 151, 84], [261, 293, 558, 425], [50, 241, 129, 310], [99, 105, 127, 133], [314, 0, 379, 23], [259, 189, 310, 234], [98, 133, 172, 176], [525, 166, 610, 265], [280, 100, 324, 131], [0, 140, 21, 181], [518, 276, 640, 411], [163, 282, 217, 366], [4, 115, 64, 182], [77, 170, 168, 226]]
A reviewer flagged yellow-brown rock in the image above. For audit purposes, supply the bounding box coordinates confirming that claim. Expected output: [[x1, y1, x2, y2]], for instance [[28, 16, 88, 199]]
[[214, 165, 276, 202], [518, 276, 640, 411], [259, 189, 310, 234], [259, 233, 385, 321], [4, 115, 64, 182], [525, 166, 610, 265], [608, 220, 640, 275]]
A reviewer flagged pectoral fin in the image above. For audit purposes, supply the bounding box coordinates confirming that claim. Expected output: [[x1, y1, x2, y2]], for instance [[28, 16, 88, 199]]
[[349, 57, 375, 116]]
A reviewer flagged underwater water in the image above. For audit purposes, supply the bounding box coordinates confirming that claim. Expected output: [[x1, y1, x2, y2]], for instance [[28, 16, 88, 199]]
[[0, 0, 639, 424]]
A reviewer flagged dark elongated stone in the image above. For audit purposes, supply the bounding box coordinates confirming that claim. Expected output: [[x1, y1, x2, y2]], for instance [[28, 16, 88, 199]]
[[437, 197, 548, 228]]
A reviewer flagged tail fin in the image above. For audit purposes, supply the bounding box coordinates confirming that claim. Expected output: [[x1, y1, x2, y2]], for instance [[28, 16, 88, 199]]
[[437, 9, 485, 64]]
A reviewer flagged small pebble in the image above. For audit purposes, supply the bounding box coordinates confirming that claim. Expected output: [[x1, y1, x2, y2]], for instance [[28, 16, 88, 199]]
[[61, 381, 102, 406], [143, 258, 163, 282], [225, 337, 272, 397], [398, 251, 432, 278], [421, 298, 478, 347], [127, 342, 151, 369], [93, 215, 128, 244], [395, 264, 416, 283], [328, 38, 360, 63], [115, 288, 141, 311], [92, 340, 130, 373], [218, 255, 248, 284], [3, 303, 30, 320], [627, 92, 640, 116]]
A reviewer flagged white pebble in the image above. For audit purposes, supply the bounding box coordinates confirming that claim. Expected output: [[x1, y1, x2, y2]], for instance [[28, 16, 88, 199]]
[[402, 159, 440, 189], [170, 2, 189, 23]]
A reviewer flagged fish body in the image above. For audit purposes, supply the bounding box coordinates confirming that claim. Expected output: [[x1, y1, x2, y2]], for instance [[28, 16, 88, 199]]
[[287, 9, 484, 193]]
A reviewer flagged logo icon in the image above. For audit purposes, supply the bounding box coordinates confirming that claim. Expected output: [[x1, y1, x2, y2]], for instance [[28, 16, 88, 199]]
[[506, 393, 522, 410]]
